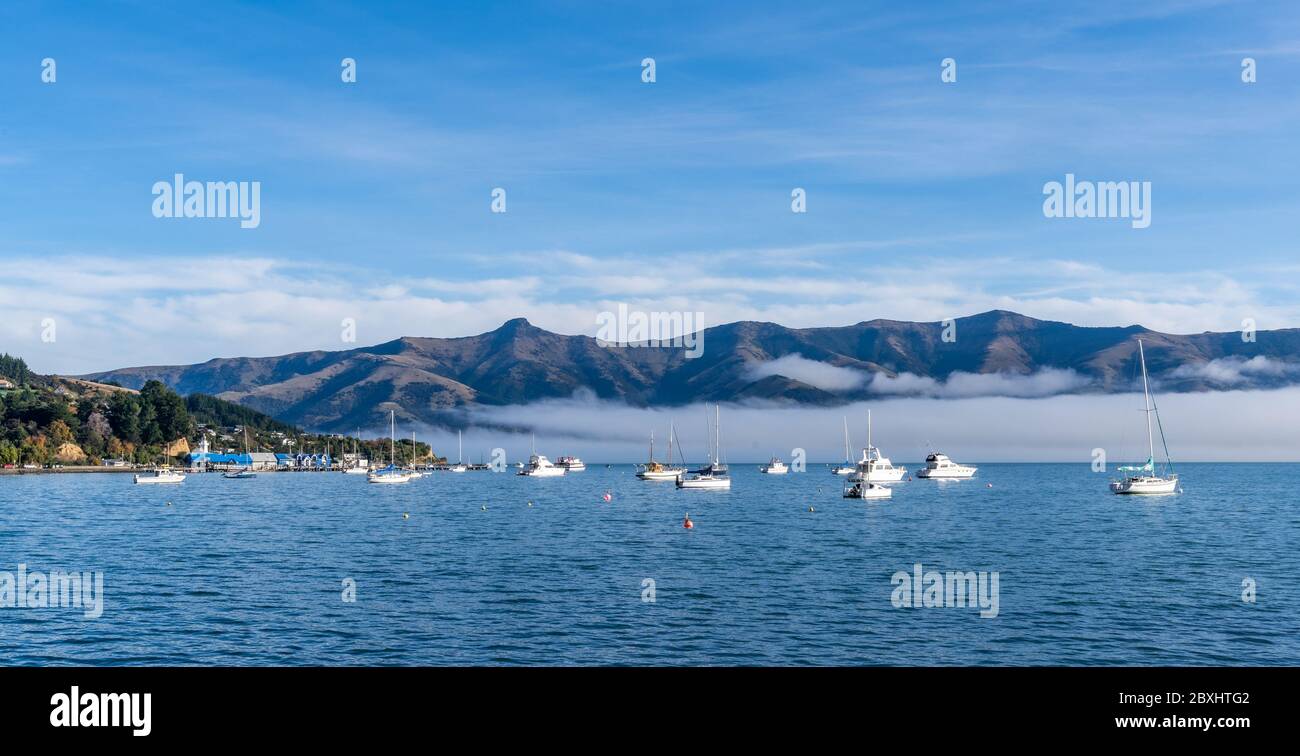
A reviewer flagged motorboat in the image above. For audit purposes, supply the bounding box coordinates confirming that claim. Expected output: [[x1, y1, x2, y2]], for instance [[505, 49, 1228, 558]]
[[851, 410, 906, 483], [916, 453, 977, 479]]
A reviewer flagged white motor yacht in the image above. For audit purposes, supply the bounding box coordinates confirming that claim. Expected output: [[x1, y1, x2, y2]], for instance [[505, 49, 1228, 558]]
[[916, 453, 977, 479], [851, 410, 906, 483]]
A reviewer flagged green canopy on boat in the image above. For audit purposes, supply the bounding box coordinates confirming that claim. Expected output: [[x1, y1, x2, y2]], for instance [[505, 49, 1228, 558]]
[[1118, 457, 1154, 474]]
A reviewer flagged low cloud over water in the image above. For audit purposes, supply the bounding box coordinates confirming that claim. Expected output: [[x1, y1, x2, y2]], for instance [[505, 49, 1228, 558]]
[[414, 387, 1300, 464]]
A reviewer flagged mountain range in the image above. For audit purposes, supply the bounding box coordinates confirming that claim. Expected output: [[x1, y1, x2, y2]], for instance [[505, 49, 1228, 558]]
[[81, 310, 1300, 432]]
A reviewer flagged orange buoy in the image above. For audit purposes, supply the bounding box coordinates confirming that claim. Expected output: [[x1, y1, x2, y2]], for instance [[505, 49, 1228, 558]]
[[683, 513, 694, 529], [602, 491, 612, 502]]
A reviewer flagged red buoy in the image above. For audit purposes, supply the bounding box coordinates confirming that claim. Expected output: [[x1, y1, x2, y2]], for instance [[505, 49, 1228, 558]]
[[683, 513, 694, 529], [602, 491, 612, 502]]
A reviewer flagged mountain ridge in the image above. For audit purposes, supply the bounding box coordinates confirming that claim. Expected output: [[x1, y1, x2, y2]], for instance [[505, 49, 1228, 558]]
[[81, 310, 1300, 432]]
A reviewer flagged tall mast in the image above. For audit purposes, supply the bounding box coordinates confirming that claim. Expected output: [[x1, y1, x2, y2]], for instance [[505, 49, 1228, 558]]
[[458, 429, 463, 464], [649, 430, 655, 462], [843, 416, 850, 462], [1139, 339, 1155, 467], [868, 409, 873, 455], [668, 420, 675, 464], [714, 404, 721, 465]]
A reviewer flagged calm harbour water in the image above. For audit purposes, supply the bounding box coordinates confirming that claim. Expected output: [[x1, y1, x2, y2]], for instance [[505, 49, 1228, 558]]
[[1, 463, 1296, 666]]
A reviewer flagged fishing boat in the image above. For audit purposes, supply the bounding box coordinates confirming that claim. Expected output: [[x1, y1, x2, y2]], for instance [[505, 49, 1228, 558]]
[[916, 452, 977, 479], [555, 455, 586, 471], [1110, 339, 1180, 495], [843, 480, 892, 499], [368, 411, 412, 484], [134, 467, 186, 485], [637, 423, 686, 480], [760, 457, 788, 474], [677, 405, 731, 489], [830, 416, 855, 475], [519, 435, 565, 477], [448, 430, 468, 472], [851, 410, 906, 483]]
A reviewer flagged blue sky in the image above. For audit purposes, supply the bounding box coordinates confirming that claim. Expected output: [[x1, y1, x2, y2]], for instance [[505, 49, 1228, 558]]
[[3, 0, 1300, 374]]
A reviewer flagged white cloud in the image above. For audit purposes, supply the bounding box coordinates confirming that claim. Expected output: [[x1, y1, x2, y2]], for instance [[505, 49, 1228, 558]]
[[453, 388, 1300, 462], [743, 354, 866, 391], [868, 368, 1092, 398], [1167, 356, 1297, 385]]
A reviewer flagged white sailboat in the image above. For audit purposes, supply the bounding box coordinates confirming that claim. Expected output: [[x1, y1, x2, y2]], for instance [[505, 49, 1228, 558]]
[[223, 427, 257, 478], [368, 411, 412, 484], [637, 423, 686, 480], [1111, 339, 1180, 495], [344, 429, 370, 474], [677, 405, 731, 489], [851, 410, 906, 483], [448, 430, 468, 472], [830, 416, 855, 475], [405, 432, 428, 477]]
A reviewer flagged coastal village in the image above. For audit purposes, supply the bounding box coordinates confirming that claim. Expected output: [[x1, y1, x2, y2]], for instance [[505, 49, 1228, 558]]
[[0, 353, 441, 473]]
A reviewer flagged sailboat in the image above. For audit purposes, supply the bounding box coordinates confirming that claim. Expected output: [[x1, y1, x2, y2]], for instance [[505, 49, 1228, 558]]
[[830, 416, 855, 475], [637, 423, 686, 480], [448, 430, 468, 472], [1111, 339, 1180, 495], [223, 427, 257, 478], [851, 410, 906, 483], [344, 429, 370, 474], [677, 405, 731, 489], [405, 432, 428, 477], [368, 411, 413, 484]]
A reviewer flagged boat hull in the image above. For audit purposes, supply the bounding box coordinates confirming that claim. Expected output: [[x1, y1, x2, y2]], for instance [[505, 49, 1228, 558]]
[[519, 468, 565, 477], [637, 468, 683, 481], [1110, 476, 1178, 495], [368, 473, 412, 484], [843, 484, 892, 499], [134, 474, 185, 485], [676, 476, 731, 489], [917, 467, 977, 479], [851, 468, 907, 483]]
